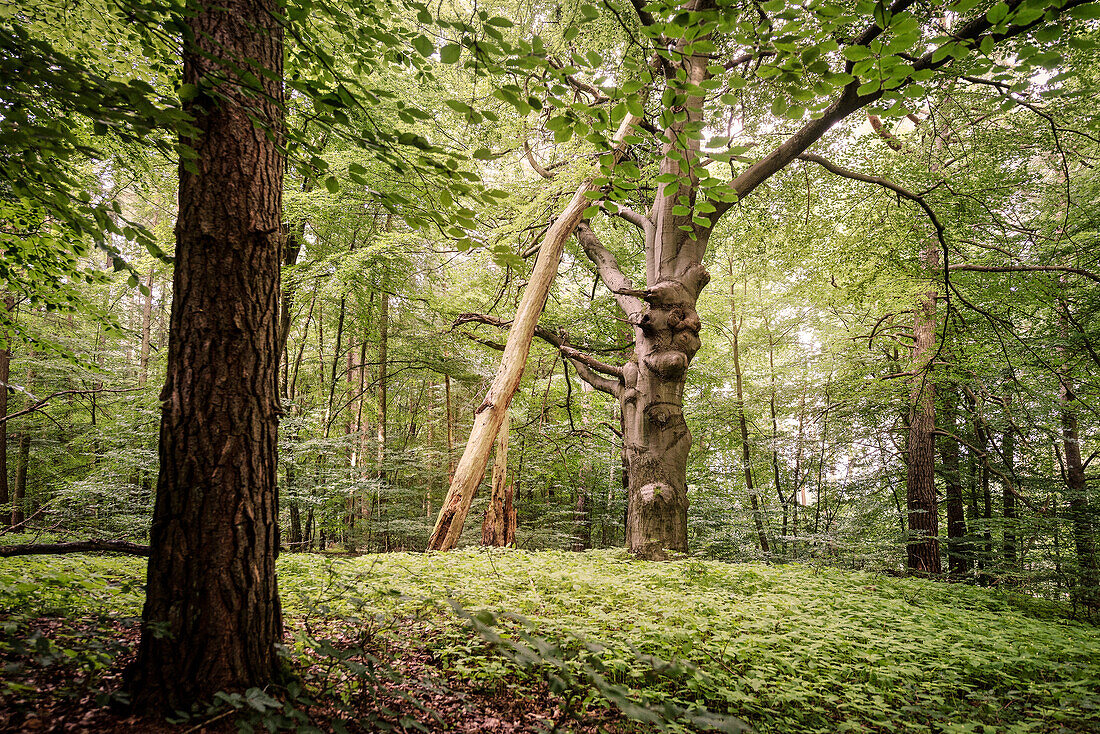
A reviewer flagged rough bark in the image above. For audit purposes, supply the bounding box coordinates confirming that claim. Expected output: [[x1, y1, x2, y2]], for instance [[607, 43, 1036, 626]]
[[127, 0, 284, 711], [905, 245, 941, 575]]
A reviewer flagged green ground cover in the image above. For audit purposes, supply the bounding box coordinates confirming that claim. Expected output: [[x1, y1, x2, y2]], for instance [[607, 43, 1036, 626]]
[[2, 548, 1098, 733]]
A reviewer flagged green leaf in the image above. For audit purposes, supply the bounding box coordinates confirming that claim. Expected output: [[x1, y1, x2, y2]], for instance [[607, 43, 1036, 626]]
[[440, 44, 460, 63], [986, 2, 1009, 25], [325, 176, 340, 194], [413, 35, 434, 57]]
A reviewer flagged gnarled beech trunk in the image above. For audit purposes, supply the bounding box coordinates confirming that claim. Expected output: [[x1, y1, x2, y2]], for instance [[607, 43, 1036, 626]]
[[619, 262, 708, 558]]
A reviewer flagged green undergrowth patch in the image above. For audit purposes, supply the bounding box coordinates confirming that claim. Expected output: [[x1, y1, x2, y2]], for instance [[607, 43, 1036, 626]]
[[278, 549, 1100, 733], [2, 549, 1099, 732]]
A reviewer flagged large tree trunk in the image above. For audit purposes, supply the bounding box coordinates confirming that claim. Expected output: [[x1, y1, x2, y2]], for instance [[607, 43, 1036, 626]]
[[905, 245, 941, 575], [128, 0, 284, 711]]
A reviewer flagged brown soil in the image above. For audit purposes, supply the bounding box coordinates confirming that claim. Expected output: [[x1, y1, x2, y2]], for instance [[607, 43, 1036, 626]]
[[0, 615, 643, 733]]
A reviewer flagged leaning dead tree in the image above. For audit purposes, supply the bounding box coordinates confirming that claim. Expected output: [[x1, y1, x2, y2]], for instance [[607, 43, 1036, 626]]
[[426, 115, 638, 551]]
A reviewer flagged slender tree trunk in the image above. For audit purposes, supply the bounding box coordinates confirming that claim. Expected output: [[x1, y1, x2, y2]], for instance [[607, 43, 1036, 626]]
[[138, 267, 155, 386], [10, 356, 33, 527], [481, 416, 512, 546], [814, 374, 831, 536], [444, 374, 455, 483], [1003, 412, 1017, 573], [11, 430, 28, 527], [377, 281, 388, 480], [905, 245, 941, 575], [729, 264, 769, 554], [128, 0, 284, 710], [0, 296, 13, 523], [940, 386, 968, 577], [278, 175, 313, 395], [791, 385, 806, 544], [765, 321, 786, 549], [287, 464, 302, 549], [1061, 379, 1099, 611]]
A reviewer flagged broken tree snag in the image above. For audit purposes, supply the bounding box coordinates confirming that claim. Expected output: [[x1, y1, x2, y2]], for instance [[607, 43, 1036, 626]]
[[0, 540, 151, 557], [481, 416, 512, 546], [426, 114, 640, 552]]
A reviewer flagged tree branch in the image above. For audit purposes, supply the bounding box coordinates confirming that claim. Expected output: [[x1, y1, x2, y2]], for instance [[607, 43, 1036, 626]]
[[455, 313, 625, 380], [707, 0, 1088, 222], [948, 264, 1100, 284], [575, 220, 645, 318], [600, 201, 653, 235], [0, 387, 144, 425], [798, 153, 948, 254], [522, 140, 555, 180]]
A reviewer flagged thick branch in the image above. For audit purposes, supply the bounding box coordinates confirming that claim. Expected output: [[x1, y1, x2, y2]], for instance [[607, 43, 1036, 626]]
[[600, 201, 653, 235], [456, 312, 625, 379], [708, 0, 1086, 222], [868, 114, 904, 151], [948, 264, 1100, 283], [0, 540, 151, 557], [575, 220, 645, 318], [522, 140, 555, 180]]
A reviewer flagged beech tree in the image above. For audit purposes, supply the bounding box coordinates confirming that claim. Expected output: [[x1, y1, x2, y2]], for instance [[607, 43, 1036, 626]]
[[439, 0, 1096, 558]]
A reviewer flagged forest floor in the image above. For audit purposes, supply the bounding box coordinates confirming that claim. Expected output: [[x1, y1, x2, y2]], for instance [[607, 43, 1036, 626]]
[[0, 614, 637, 734], [2, 547, 1099, 733]]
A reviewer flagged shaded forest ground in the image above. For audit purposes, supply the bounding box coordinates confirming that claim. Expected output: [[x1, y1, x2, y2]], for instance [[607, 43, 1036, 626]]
[[2, 547, 1099, 733]]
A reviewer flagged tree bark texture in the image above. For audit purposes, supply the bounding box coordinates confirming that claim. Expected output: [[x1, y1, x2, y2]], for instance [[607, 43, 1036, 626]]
[[480, 417, 514, 547], [128, 0, 284, 711], [905, 246, 941, 575]]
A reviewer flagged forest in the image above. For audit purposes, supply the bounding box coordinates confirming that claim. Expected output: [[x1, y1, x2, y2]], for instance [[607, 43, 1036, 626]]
[[2, 0, 1100, 731]]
